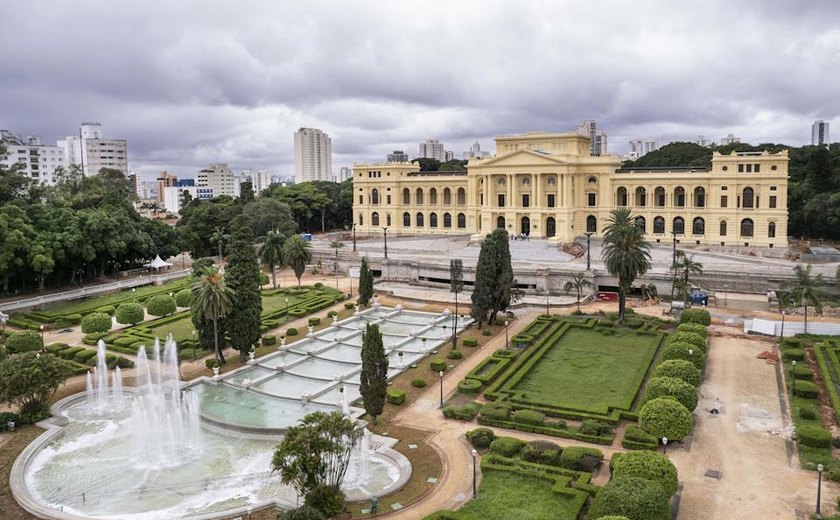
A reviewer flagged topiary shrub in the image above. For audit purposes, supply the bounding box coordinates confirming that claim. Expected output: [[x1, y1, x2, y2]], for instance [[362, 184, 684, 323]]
[[412, 378, 427, 388], [308, 317, 321, 326], [668, 331, 706, 351], [589, 476, 670, 520], [480, 401, 511, 420], [489, 436, 526, 457], [314, 282, 324, 289], [559, 446, 604, 472], [611, 450, 679, 497], [278, 505, 326, 520], [622, 425, 658, 450], [463, 337, 478, 347], [793, 380, 819, 399], [115, 302, 145, 326], [386, 388, 406, 405], [344, 302, 355, 309], [81, 312, 112, 334], [327, 310, 338, 318], [95, 305, 116, 316], [594, 517, 631, 520], [799, 404, 818, 420], [782, 349, 805, 361], [793, 364, 814, 380], [6, 331, 43, 354], [653, 359, 700, 387], [465, 427, 496, 449], [458, 379, 482, 394], [443, 402, 481, 421], [175, 289, 192, 308], [639, 398, 693, 441], [676, 322, 708, 338], [644, 376, 698, 411], [205, 359, 219, 369], [74, 349, 98, 364], [579, 419, 613, 437], [262, 335, 277, 346], [430, 358, 447, 372], [522, 440, 562, 466], [797, 424, 832, 448], [63, 313, 83, 324], [82, 332, 108, 345], [287, 327, 299, 336], [146, 295, 177, 317], [680, 308, 711, 326], [660, 341, 705, 369], [447, 349, 463, 360], [513, 408, 545, 426]]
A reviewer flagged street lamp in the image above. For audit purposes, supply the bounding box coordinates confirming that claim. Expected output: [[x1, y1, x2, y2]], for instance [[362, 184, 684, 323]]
[[780, 310, 786, 338], [352, 223, 357, 252], [39, 325, 45, 351], [584, 232, 593, 271], [792, 360, 797, 396], [817, 463, 824, 516], [285, 297, 290, 323], [192, 330, 197, 361], [670, 231, 678, 302], [545, 290, 550, 317], [471, 448, 478, 498], [382, 227, 389, 259], [439, 370, 444, 408], [505, 320, 509, 349], [661, 436, 668, 454]]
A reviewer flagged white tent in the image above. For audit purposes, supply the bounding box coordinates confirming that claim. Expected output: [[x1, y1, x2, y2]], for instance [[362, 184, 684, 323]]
[[144, 255, 172, 270]]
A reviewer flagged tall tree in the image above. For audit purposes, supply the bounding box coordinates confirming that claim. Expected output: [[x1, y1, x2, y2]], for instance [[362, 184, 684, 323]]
[[564, 272, 593, 313], [191, 265, 234, 365], [674, 251, 703, 304], [359, 323, 388, 425], [224, 215, 263, 362], [243, 197, 297, 238], [210, 226, 228, 263], [450, 259, 464, 349], [282, 234, 313, 287], [0, 352, 72, 422], [330, 239, 344, 291], [785, 264, 825, 333], [357, 256, 373, 305], [260, 230, 285, 289], [602, 208, 652, 322], [470, 229, 515, 327]]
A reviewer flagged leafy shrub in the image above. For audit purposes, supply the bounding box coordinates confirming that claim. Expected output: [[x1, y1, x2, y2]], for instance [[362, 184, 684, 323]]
[[430, 358, 447, 372], [797, 424, 832, 448], [175, 289, 192, 308], [45, 343, 68, 354], [6, 331, 43, 354], [513, 409, 545, 426], [660, 341, 705, 369], [59, 347, 84, 360], [74, 349, 98, 364], [443, 402, 481, 421], [465, 427, 496, 449], [489, 436, 526, 457], [653, 360, 700, 387], [95, 305, 116, 315], [622, 425, 658, 450], [115, 302, 145, 325], [278, 505, 326, 520], [344, 302, 355, 309], [668, 331, 706, 351], [304, 484, 344, 519], [676, 322, 708, 338], [386, 388, 406, 405], [781, 337, 801, 348], [645, 376, 698, 411], [412, 378, 427, 388], [308, 317, 321, 326], [458, 379, 482, 393], [0, 412, 22, 431], [639, 398, 693, 441], [589, 476, 670, 520], [481, 329, 492, 336], [799, 404, 818, 420], [146, 295, 177, 317], [327, 310, 338, 318], [522, 440, 562, 466], [612, 450, 679, 496], [205, 359, 219, 369], [63, 313, 83, 324], [463, 337, 478, 347], [314, 282, 324, 289], [680, 308, 711, 326], [81, 312, 112, 334], [480, 401, 511, 420], [287, 327, 299, 336], [579, 419, 613, 436], [447, 349, 463, 359], [559, 446, 604, 472], [782, 349, 805, 361], [793, 380, 819, 399], [262, 335, 277, 346], [793, 364, 814, 380], [259, 272, 270, 286]]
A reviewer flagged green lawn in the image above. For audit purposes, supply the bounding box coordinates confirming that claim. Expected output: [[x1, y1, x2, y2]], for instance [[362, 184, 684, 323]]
[[512, 327, 660, 415], [146, 313, 195, 342], [260, 292, 315, 315], [453, 471, 582, 520], [24, 279, 188, 318]]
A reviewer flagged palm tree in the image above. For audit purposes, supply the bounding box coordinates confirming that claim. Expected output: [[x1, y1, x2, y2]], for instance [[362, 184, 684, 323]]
[[330, 239, 345, 290], [191, 265, 234, 365], [601, 208, 652, 322], [675, 251, 703, 304], [210, 226, 228, 263], [259, 230, 285, 289], [786, 264, 825, 333], [283, 235, 313, 287], [563, 272, 593, 314]]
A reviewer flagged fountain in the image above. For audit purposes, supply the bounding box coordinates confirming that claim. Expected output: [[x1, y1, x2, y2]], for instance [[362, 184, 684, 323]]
[[341, 386, 351, 416], [345, 428, 373, 487], [85, 340, 122, 409]]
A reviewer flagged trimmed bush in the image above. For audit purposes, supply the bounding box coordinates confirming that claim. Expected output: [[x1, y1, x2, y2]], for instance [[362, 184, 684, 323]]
[[622, 425, 658, 450], [205, 359, 219, 369], [680, 308, 711, 326], [344, 302, 355, 309], [793, 380, 819, 399], [327, 310, 338, 318], [639, 398, 693, 441], [6, 331, 43, 354], [386, 388, 406, 405], [579, 419, 613, 437], [676, 322, 708, 339], [465, 427, 496, 449], [480, 401, 511, 420], [799, 404, 818, 420], [793, 364, 814, 380], [668, 331, 706, 351], [653, 359, 700, 387], [314, 282, 324, 289], [262, 335, 277, 346], [308, 317, 321, 326], [511, 408, 545, 426], [81, 312, 112, 334], [287, 327, 299, 336], [782, 349, 805, 361], [612, 450, 679, 496], [115, 302, 145, 326], [443, 402, 481, 421], [645, 376, 698, 411], [462, 337, 478, 347], [146, 295, 177, 317], [63, 313, 83, 324], [489, 436, 526, 457], [522, 440, 562, 466], [559, 446, 604, 472], [660, 341, 705, 369], [589, 476, 670, 520], [481, 329, 492, 336], [95, 305, 116, 316], [412, 378, 427, 388], [82, 332, 108, 345], [797, 424, 832, 448], [458, 379, 482, 393], [175, 289, 192, 308], [74, 349, 98, 364], [430, 358, 447, 372], [447, 349, 463, 360]]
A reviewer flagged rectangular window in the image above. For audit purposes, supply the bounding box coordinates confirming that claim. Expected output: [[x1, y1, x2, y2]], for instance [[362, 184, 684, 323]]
[[386, 195, 391, 204], [588, 193, 596, 206], [770, 185, 777, 191], [480, 193, 484, 205], [720, 195, 728, 208], [754, 164, 760, 173], [547, 194, 556, 208], [522, 194, 530, 207], [738, 164, 744, 173], [498, 194, 505, 207], [358, 195, 363, 204], [746, 164, 752, 173]]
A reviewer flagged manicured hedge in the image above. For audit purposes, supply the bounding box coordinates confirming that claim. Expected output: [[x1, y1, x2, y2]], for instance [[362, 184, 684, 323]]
[[447, 350, 463, 359], [589, 476, 670, 520], [676, 322, 708, 339], [611, 450, 679, 497], [797, 424, 832, 448], [799, 404, 818, 420], [660, 341, 705, 369], [462, 337, 478, 347], [489, 436, 526, 457], [465, 427, 496, 449], [480, 401, 512, 420], [344, 302, 355, 309], [621, 425, 658, 450], [6, 331, 43, 354], [559, 446, 603, 472], [639, 398, 693, 441], [793, 380, 819, 399], [82, 332, 108, 345], [175, 289, 192, 308], [95, 305, 116, 316], [81, 312, 112, 334], [308, 317, 321, 326], [652, 360, 700, 387], [680, 308, 711, 326], [521, 440, 562, 466], [386, 388, 406, 405], [412, 378, 427, 388], [430, 358, 447, 372], [443, 403, 481, 421], [667, 331, 706, 351], [793, 365, 814, 380], [782, 349, 805, 361], [513, 409, 545, 426], [146, 295, 177, 317], [458, 379, 482, 393], [644, 376, 698, 411], [63, 313, 83, 324], [115, 302, 145, 326], [466, 356, 510, 384], [287, 328, 299, 336], [262, 335, 277, 346]]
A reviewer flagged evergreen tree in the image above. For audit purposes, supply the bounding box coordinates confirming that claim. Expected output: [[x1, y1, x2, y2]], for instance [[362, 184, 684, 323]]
[[359, 323, 388, 424], [282, 234, 313, 287], [358, 256, 374, 306], [602, 208, 652, 322], [489, 229, 514, 323], [450, 259, 463, 349], [470, 229, 514, 327], [224, 215, 263, 361]]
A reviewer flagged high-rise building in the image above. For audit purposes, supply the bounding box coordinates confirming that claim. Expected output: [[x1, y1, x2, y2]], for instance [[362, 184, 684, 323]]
[[626, 139, 660, 160], [720, 134, 741, 146], [418, 139, 446, 161], [155, 172, 178, 204], [138, 180, 157, 200], [387, 150, 409, 162], [695, 135, 712, 147], [0, 130, 65, 184], [239, 170, 271, 193], [162, 185, 214, 214], [444, 150, 455, 162], [294, 128, 333, 183], [812, 120, 830, 146], [339, 166, 352, 181], [463, 141, 492, 159], [197, 163, 237, 196], [57, 122, 128, 176], [576, 120, 607, 155]]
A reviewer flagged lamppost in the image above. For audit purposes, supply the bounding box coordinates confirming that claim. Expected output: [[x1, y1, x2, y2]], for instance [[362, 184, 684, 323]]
[[352, 223, 357, 252], [132, 288, 136, 301], [817, 463, 824, 517], [780, 310, 786, 338], [670, 231, 678, 302], [382, 227, 389, 259], [192, 330, 197, 361], [504, 320, 509, 350], [471, 448, 478, 498], [584, 232, 593, 271], [545, 290, 550, 317], [661, 436, 668, 454], [792, 360, 797, 396], [39, 325, 45, 351], [285, 297, 290, 323], [439, 370, 444, 408]]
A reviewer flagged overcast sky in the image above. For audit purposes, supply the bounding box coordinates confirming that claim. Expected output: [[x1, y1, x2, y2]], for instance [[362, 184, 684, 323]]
[[1, 0, 839, 180]]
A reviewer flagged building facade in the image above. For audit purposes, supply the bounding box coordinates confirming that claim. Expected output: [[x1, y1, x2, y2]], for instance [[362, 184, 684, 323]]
[[58, 122, 128, 176], [294, 127, 333, 183], [162, 185, 214, 214], [387, 150, 409, 162], [353, 130, 789, 248], [197, 163, 237, 196], [0, 131, 65, 184], [418, 139, 445, 161], [812, 120, 830, 146]]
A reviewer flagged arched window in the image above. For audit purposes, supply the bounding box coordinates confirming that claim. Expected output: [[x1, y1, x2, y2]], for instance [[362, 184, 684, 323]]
[[720, 220, 727, 236], [740, 218, 754, 237], [371, 188, 379, 205], [416, 212, 424, 227], [443, 213, 452, 228], [653, 216, 665, 234], [429, 188, 438, 205], [521, 176, 530, 185], [768, 221, 776, 238], [673, 217, 685, 234], [655, 187, 666, 207], [403, 212, 411, 227], [586, 215, 597, 233], [415, 188, 424, 205], [457, 213, 466, 228], [497, 216, 506, 229], [635, 187, 646, 207], [520, 216, 530, 236], [430, 212, 438, 228], [742, 187, 754, 208], [674, 187, 686, 207], [457, 187, 466, 205], [402, 188, 410, 204], [635, 216, 646, 232], [358, 213, 364, 226], [546, 217, 556, 237], [693, 187, 705, 207], [496, 177, 506, 186], [386, 213, 391, 227], [371, 212, 379, 226], [617, 187, 628, 206], [692, 217, 705, 235], [443, 188, 452, 205]]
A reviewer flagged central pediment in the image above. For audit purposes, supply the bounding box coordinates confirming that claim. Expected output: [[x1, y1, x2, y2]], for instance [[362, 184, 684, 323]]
[[470, 149, 571, 169]]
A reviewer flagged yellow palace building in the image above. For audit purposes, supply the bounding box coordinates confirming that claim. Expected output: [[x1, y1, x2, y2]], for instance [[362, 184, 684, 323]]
[[353, 130, 788, 249]]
